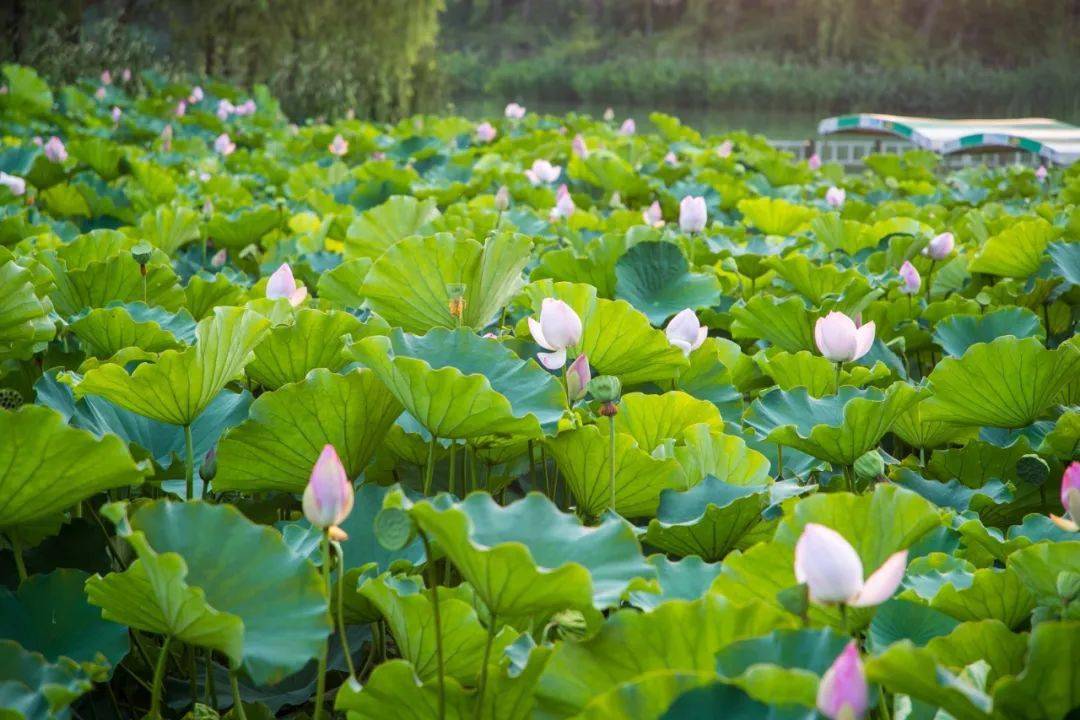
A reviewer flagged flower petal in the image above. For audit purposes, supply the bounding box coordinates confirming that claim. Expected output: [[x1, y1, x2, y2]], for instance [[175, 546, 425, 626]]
[[794, 523, 864, 603], [850, 550, 907, 607], [537, 348, 566, 369], [528, 317, 554, 350]]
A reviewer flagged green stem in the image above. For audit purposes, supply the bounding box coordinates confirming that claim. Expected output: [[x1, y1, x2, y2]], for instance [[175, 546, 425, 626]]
[[335, 542, 357, 679], [8, 534, 27, 583], [142, 272, 148, 304], [609, 417, 617, 509], [184, 424, 195, 500], [150, 636, 173, 720], [474, 612, 499, 720], [776, 445, 784, 480], [358, 622, 380, 680], [924, 260, 935, 301], [229, 671, 247, 720], [313, 531, 331, 720], [448, 442, 457, 498], [205, 649, 217, 709], [839, 603, 849, 636], [528, 439, 536, 489], [424, 436, 437, 496], [878, 685, 892, 720], [419, 531, 446, 720], [835, 362, 843, 394], [188, 645, 198, 708]]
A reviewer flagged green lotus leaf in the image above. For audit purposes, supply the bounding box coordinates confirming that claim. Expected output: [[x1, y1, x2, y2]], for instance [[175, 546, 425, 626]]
[[613, 241, 721, 325], [729, 295, 816, 353], [922, 336, 1080, 429], [747, 383, 921, 466], [73, 307, 269, 426], [0, 405, 146, 528], [1038, 408, 1080, 459], [0, 259, 55, 361], [660, 682, 816, 720], [1, 64, 53, 115], [205, 205, 283, 249], [246, 309, 365, 389], [811, 214, 875, 256], [675, 339, 745, 421], [315, 258, 371, 308], [0, 639, 91, 720], [361, 232, 531, 333], [0, 569, 128, 678], [933, 306, 1045, 357], [891, 469, 1011, 514], [868, 598, 959, 652], [348, 327, 567, 439], [968, 219, 1062, 278], [571, 669, 714, 720], [87, 500, 329, 685], [673, 425, 772, 488], [737, 197, 817, 236], [534, 595, 794, 718], [68, 303, 194, 359], [926, 438, 1031, 489], [521, 281, 688, 385], [1006, 514, 1077, 545], [1007, 541, 1080, 606], [137, 205, 203, 255], [991, 620, 1079, 720], [614, 391, 724, 453], [627, 555, 723, 611], [707, 233, 796, 279], [764, 253, 869, 308], [756, 349, 893, 397], [567, 149, 650, 201], [393, 490, 652, 617], [531, 233, 625, 298], [865, 642, 993, 720], [890, 399, 977, 449], [41, 251, 185, 317], [184, 273, 249, 320], [334, 659, 471, 719], [214, 368, 402, 492], [644, 476, 770, 561], [345, 195, 441, 260], [925, 620, 1027, 688], [40, 183, 90, 218], [1047, 240, 1080, 285]]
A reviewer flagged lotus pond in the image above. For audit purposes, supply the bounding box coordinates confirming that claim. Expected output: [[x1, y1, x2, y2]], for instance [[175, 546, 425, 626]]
[[0, 65, 1079, 720]]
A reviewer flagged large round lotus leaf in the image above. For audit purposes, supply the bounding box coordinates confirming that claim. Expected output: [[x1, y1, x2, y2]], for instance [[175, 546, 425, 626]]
[[214, 368, 402, 492], [73, 307, 270, 426], [344, 195, 440, 260], [0, 569, 128, 677], [890, 469, 1011, 515], [865, 642, 995, 720], [394, 490, 652, 617], [968, 218, 1061, 278], [764, 253, 870, 307], [991, 620, 1079, 720], [661, 682, 816, 720], [349, 327, 567, 440], [205, 205, 283, 249], [534, 596, 794, 719], [137, 205, 202, 255], [573, 670, 716, 720], [361, 232, 531, 333], [567, 149, 650, 201], [673, 425, 772, 488], [925, 620, 1027, 688], [644, 476, 770, 561], [737, 197, 817, 236], [0, 405, 146, 528], [1047, 240, 1080, 285], [756, 349, 893, 398], [890, 399, 977, 449], [245, 309, 365, 389], [922, 336, 1080, 429], [0, 639, 92, 720], [184, 273, 250, 320], [628, 555, 723, 611], [675, 339, 745, 421], [1006, 541, 1080, 605], [315, 258, 372, 307], [867, 598, 960, 652], [612, 391, 724, 453], [334, 659, 472, 719], [613, 241, 721, 325], [925, 566, 1035, 629], [729, 295, 816, 353], [68, 303, 195, 359], [747, 383, 921, 466], [521, 281, 688, 385], [932, 306, 1044, 358], [86, 500, 329, 685], [40, 251, 186, 318], [0, 259, 55, 361]]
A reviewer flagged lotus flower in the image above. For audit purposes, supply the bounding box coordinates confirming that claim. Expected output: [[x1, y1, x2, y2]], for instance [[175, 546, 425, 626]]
[[620, 118, 636, 136], [565, 354, 591, 401], [643, 201, 664, 227], [603, 107, 615, 122], [494, 185, 510, 211], [716, 140, 733, 158], [160, 124, 173, 152], [898, 260, 921, 295], [665, 309, 707, 356], [302, 445, 354, 530], [190, 85, 204, 103], [101, 70, 112, 85], [214, 133, 236, 156], [825, 186, 846, 208], [236, 99, 257, 116], [328, 134, 349, 157], [175, 100, 186, 117], [210, 248, 227, 268], [922, 232, 954, 260], [504, 102, 526, 119], [679, 196, 707, 233], [814, 312, 875, 363], [43, 137, 67, 163], [0, 86, 7, 95], [1062, 462, 1080, 513], [0, 172, 26, 196], [94, 86, 106, 100], [475, 121, 496, 143], [795, 523, 907, 606], [111, 106, 122, 124], [121, 68, 132, 82], [817, 642, 869, 720], [808, 153, 822, 170], [550, 184, 575, 220], [1036, 165, 1048, 181], [528, 298, 583, 369], [525, 159, 561, 185], [217, 99, 235, 120], [265, 263, 307, 306], [572, 133, 588, 158], [664, 151, 678, 166]]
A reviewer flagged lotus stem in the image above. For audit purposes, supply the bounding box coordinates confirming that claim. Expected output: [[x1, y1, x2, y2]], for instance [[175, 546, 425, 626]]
[[312, 530, 331, 720], [838, 602, 849, 636], [776, 446, 784, 480], [448, 441, 457, 499], [8, 534, 26, 583], [835, 362, 843, 394], [205, 649, 217, 709], [334, 541, 357, 679], [879, 685, 892, 720], [149, 635, 173, 719], [474, 612, 498, 720], [229, 671, 247, 720], [424, 436, 437, 496], [609, 417, 616, 512], [184, 424, 195, 500], [924, 260, 936, 301], [528, 439, 536, 489], [419, 530, 446, 720], [358, 622, 379, 680]]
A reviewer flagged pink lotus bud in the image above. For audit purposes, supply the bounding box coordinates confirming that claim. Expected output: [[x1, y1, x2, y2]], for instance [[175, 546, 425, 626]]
[[603, 107, 615, 122], [372, 151, 385, 161], [550, 185, 575, 221], [795, 523, 907, 607], [817, 642, 869, 720], [1062, 462, 1080, 514], [190, 86, 204, 103], [216, 99, 235, 120], [111, 106, 122, 124], [32, 137, 42, 146], [302, 445, 354, 529], [825, 186, 846, 208], [665, 309, 707, 356], [528, 298, 583, 369], [199, 172, 211, 182], [0, 171, 26, 197], [101, 70, 112, 85], [572, 133, 588, 158], [814, 311, 875, 363], [808, 153, 822, 170], [620, 118, 636, 136], [236, 100, 256, 116], [898, 260, 921, 295], [716, 140, 733, 158], [494, 185, 510, 211], [1035, 165, 1048, 181], [504, 102, 526, 119], [679, 196, 707, 233], [214, 133, 236, 156], [643, 201, 664, 227], [328, 134, 349, 157], [121, 68, 132, 82], [922, 232, 954, 260], [565, 354, 591, 401], [664, 151, 678, 166], [265, 263, 307, 306], [475, 122, 496, 143], [210, 249, 227, 268], [94, 86, 106, 101], [43, 137, 67, 164], [175, 100, 186, 117], [527, 159, 561, 185]]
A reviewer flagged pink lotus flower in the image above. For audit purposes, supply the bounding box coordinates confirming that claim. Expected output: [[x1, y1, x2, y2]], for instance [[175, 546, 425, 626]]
[[121, 68, 132, 83], [808, 153, 822, 170], [679, 196, 707, 233], [111, 106, 122, 124], [175, 100, 187, 117], [504, 102, 526, 119], [1062, 462, 1080, 513], [550, 184, 575, 220], [101, 70, 112, 85], [603, 107, 615, 122], [160, 124, 173, 152], [825, 186, 846, 208], [643, 201, 664, 228], [475, 122, 496, 143], [494, 185, 510, 211], [43, 137, 67, 163], [1035, 165, 1048, 182], [716, 140, 733, 158], [898, 260, 921, 295], [214, 133, 236, 156], [328, 134, 349, 157], [817, 642, 869, 720], [210, 248, 227, 268], [302, 445, 354, 529], [565, 354, 591, 401], [265, 263, 307, 306], [190, 86, 204, 103], [236, 99, 256, 116], [528, 298, 583, 369], [372, 151, 385, 161], [525, 159, 561, 185], [216, 99, 235, 120], [795, 523, 907, 606], [572, 134, 588, 158], [0, 171, 26, 196], [814, 312, 875, 363], [620, 118, 636, 136], [665, 309, 707, 356], [664, 151, 678, 166], [922, 232, 954, 260], [94, 87, 106, 101]]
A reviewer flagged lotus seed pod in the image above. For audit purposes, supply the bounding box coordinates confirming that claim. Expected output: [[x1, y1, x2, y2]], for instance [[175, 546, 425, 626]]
[[587, 375, 621, 403]]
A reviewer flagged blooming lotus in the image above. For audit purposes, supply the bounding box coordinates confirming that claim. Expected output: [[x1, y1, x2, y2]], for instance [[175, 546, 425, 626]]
[[475, 121, 496, 143], [265, 263, 307, 306], [504, 102, 526, 119], [898, 260, 921, 295], [922, 232, 954, 260], [565, 354, 591, 401], [679, 196, 707, 233], [664, 151, 678, 166], [1036, 165, 1048, 181], [189, 86, 204, 103], [825, 186, 846, 208], [302, 445, 354, 531], [572, 133, 588, 158], [795, 523, 907, 606], [214, 133, 236, 156], [620, 118, 636, 136], [328, 134, 349, 157], [111, 106, 122, 124], [808, 153, 822, 170], [121, 68, 132, 82], [1052, 462, 1080, 531], [665, 309, 707, 356], [642, 201, 664, 227], [817, 642, 869, 720], [217, 99, 234, 120], [525, 159, 561, 185], [0, 171, 25, 196], [236, 99, 257, 116], [43, 137, 67, 164], [716, 139, 733, 158], [815, 311, 875, 363], [550, 184, 575, 220], [528, 298, 583, 369]]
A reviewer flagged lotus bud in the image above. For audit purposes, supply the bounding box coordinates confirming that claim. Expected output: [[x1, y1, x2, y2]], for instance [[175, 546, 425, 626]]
[[302, 445, 354, 530], [529, 298, 582, 369], [266, 262, 308, 307], [199, 447, 217, 482], [101, 70, 112, 85], [587, 375, 621, 403], [814, 311, 875, 363], [217, 99, 234, 120], [122, 68, 132, 83], [716, 139, 733, 158], [853, 450, 884, 480], [550, 184, 575, 220], [817, 642, 869, 720], [160, 124, 173, 151], [494, 185, 510, 211], [214, 133, 236, 157], [619, 118, 636, 136], [475, 121, 496, 143], [446, 283, 467, 320], [794, 523, 907, 607], [504, 102, 526, 119], [1035, 165, 1048, 182], [664, 151, 678, 166], [111, 106, 122, 124], [808, 153, 822, 170], [527, 159, 561, 184], [210, 248, 227, 268], [665, 308, 707, 356], [572, 133, 588, 158], [603, 107, 615, 122], [898, 260, 921, 295], [0, 171, 26, 197], [175, 100, 186, 117], [825, 186, 846, 208], [237, 100, 256, 116], [131, 241, 153, 267], [328, 134, 349, 157], [678, 196, 707, 233], [642, 201, 664, 227], [1062, 462, 1080, 516], [43, 136, 68, 164], [565, 354, 591, 401], [922, 232, 955, 260], [95, 86, 106, 100]]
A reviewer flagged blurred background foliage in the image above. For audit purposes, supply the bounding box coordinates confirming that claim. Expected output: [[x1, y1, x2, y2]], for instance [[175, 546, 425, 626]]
[[2, 0, 1079, 120]]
